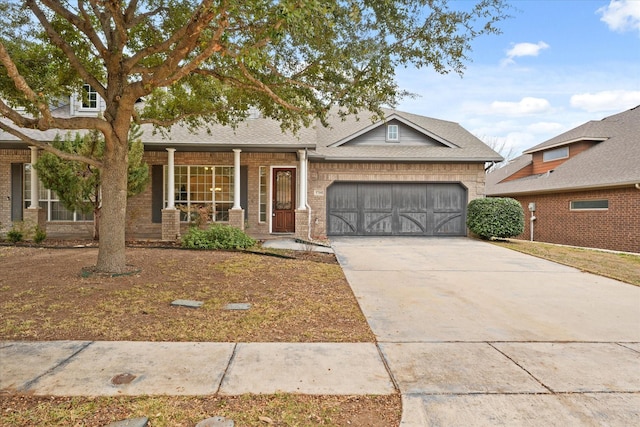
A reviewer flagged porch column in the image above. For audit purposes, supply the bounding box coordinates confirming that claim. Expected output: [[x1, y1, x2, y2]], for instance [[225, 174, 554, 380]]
[[232, 149, 241, 209], [229, 149, 245, 230], [297, 149, 307, 210], [29, 146, 39, 208], [23, 146, 46, 238], [166, 148, 176, 209], [162, 148, 180, 241]]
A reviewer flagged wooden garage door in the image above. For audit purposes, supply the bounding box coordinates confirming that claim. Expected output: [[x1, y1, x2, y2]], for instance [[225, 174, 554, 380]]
[[327, 182, 466, 236]]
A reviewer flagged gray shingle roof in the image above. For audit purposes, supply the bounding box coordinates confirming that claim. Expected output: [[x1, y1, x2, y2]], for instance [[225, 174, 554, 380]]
[[486, 105, 640, 195], [1, 105, 501, 162]]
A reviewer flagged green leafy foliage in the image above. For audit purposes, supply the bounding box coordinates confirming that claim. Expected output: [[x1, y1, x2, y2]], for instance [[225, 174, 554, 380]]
[[7, 228, 23, 243], [182, 224, 257, 250], [33, 225, 46, 244], [467, 197, 524, 240]]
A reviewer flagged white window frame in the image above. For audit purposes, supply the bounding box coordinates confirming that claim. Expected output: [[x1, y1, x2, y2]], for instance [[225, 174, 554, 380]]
[[570, 199, 609, 211], [259, 166, 268, 222], [165, 165, 235, 223], [387, 124, 399, 142], [80, 84, 99, 111], [543, 146, 569, 162]]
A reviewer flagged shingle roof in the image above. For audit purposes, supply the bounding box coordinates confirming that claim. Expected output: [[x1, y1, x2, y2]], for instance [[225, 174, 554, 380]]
[[1, 105, 501, 162], [486, 105, 640, 195]]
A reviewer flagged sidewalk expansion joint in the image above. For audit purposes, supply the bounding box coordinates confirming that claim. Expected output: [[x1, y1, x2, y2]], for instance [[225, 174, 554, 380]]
[[375, 342, 400, 393], [486, 342, 555, 394], [215, 343, 238, 394], [617, 342, 640, 354], [22, 341, 94, 391]]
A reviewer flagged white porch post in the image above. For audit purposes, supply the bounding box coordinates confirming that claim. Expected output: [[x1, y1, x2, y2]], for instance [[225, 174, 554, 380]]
[[232, 149, 241, 209], [166, 148, 176, 209], [298, 149, 307, 210], [29, 146, 39, 208]]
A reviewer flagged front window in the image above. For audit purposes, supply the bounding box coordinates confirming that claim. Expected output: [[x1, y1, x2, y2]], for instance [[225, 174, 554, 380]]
[[23, 164, 93, 221], [167, 165, 234, 222], [81, 84, 98, 109], [259, 166, 267, 222]]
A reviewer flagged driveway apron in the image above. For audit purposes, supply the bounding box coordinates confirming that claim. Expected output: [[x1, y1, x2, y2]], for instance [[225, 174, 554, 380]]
[[332, 237, 640, 426]]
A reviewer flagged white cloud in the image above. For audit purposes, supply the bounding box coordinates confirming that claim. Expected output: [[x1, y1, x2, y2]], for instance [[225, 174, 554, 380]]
[[489, 97, 552, 116], [501, 41, 549, 66], [525, 121, 565, 134], [598, 0, 640, 35], [570, 90, 640, 112]]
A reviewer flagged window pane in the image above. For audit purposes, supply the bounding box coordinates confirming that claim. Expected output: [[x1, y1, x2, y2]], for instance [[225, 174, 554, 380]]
[[259, 166, 267, 222], [543, 147, 569, 162], [214, 166, 234, 221], [51, 201, 74, 221], [570, 200, 608, 210], [387, 125, 398, 141]]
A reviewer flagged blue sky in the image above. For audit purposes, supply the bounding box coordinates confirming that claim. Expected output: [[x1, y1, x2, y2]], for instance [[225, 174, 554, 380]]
[[396, 0, 640, 158]]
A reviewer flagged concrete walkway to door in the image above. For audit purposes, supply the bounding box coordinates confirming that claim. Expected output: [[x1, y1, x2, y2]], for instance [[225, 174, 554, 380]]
[[331, 237, 640, 426]]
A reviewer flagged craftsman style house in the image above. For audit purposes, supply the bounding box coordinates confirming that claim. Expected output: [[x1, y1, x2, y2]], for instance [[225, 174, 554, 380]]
[[486, 106, 640, 253], [1, 96, 502, 242]]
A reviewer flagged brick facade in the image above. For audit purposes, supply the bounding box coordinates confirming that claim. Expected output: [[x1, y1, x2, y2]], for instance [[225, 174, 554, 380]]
[[512, 187, 640, 253], [2, 147, 487, 241], [307, 162, 486, 239]]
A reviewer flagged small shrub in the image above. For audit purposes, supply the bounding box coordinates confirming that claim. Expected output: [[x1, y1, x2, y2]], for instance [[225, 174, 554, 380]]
[[467, 197, 524, 240], [182, 224, 256, 250], [7, 228, 24, 243], [33, 225, 47, 244]]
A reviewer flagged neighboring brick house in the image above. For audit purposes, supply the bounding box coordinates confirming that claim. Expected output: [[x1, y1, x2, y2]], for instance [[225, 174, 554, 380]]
[[486, 106, 640, 254], [1, 101, 501, 241]]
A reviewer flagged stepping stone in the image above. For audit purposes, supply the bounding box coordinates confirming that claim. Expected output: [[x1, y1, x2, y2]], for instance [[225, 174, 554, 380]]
[[224, 303, 251, 310], [196, 416, 234, 427], [171, 299, 203, 308], [105, 417, 148, 427]]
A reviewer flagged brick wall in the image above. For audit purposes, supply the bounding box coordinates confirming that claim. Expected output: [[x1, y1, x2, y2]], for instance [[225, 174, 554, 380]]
[[512, 187, 640, 253], [307, 162, 486, 239]]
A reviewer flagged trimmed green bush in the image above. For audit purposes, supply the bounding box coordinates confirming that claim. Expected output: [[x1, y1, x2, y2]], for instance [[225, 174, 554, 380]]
[[181, 224, 256, 250], [467, 197, 524, 240], [33, 225, 47, 244], [7, 228, 23, 243]]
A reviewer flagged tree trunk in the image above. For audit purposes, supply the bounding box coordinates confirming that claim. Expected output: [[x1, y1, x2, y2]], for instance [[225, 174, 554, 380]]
[[92, 207, 100, 241], [95, 133, 129, 273]]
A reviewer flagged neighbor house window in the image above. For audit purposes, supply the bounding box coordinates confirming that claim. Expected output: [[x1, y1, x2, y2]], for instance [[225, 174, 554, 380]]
[[81, 84, 98, 109], [259, 166, 267, 222], [570, 199, 608, 211], [387, 124, 399, 141], [167, 165, 234, 222], [543, 146, 569, 162], [23, 164, 93, 221]]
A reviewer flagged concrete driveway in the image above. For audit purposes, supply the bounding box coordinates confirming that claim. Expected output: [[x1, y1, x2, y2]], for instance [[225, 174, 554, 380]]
[[332, 237, 640, 426]]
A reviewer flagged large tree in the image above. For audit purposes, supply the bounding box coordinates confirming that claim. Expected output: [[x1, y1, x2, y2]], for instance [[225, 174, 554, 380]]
[[0, 0, 509, 273]]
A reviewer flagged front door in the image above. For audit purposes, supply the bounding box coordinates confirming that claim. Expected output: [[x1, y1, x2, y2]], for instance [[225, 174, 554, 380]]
[[272, 168, 296, 232]]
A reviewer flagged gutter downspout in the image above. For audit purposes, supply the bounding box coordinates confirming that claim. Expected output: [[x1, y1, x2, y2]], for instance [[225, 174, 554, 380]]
[[530, 211, 536, 242]]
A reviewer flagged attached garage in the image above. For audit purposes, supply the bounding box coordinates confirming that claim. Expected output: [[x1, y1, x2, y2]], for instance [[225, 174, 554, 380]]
[[327, 182, 467, 236]]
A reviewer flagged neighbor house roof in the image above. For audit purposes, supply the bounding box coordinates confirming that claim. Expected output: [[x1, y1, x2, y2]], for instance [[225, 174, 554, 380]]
[[1, 105, 501, 162], [486, 105, 640, 195]]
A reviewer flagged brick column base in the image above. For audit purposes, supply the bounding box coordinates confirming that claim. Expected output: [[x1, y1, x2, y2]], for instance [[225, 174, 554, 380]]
[[22, 207, 46, 238], [162, 209, 181, 241], [228, 209, 245, 231], [295, 209, 310, 240]]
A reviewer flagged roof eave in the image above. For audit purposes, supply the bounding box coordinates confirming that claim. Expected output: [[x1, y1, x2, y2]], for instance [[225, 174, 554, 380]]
[[523, 136, 608, 154], [487, 180, 640, 196]]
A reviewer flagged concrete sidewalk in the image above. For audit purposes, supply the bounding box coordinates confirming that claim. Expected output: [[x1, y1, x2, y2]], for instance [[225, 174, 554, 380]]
[[0, 341, 394, 396]]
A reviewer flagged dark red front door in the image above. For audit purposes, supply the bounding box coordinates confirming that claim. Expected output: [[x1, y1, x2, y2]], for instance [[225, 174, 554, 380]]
[[273, 168, 296, 232]]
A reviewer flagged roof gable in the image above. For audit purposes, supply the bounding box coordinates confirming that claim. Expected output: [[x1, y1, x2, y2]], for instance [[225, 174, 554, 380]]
[[329, 113, 458, 148]]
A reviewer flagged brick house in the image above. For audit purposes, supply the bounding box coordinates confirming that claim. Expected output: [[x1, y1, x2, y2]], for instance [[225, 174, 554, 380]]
[[1, 102, 501, 241], [486, 106, 640, 254]]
